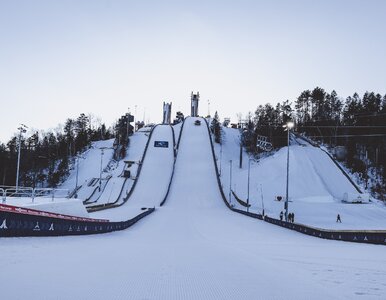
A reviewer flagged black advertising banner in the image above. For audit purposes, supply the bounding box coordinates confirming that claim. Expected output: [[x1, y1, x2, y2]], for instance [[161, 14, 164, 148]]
[[154, 141, 169, 148]]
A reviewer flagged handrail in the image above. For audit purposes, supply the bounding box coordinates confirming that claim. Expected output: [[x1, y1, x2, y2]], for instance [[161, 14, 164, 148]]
[[1, 186, 69, 203], [1, 188, 5, 203], [83, 175, 113, 204], [85, 175, 113, 204], [231, 190, 251, 208]]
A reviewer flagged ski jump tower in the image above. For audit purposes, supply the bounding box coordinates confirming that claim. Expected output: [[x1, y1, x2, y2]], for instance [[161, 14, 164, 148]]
[[191, 92, 199, 117], [163, 102, 172, 124]]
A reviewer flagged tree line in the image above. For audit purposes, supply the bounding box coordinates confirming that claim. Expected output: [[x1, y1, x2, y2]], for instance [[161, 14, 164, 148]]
[[239, 87, 386, 199], [0, 112, 133, 189]]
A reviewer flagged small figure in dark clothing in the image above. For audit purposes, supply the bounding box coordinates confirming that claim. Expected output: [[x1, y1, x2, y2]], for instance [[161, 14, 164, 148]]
[[288, 212, 292, 222], [336, 214, 342, 223], [280, 211, 283, 221], [290, 213, 295, 223]]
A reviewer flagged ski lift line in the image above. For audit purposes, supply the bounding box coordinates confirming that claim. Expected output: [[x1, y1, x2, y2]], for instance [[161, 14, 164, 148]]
[[352, 111, 386, 117], [305, 134, 386, 138], [298, 125, 386, 128]]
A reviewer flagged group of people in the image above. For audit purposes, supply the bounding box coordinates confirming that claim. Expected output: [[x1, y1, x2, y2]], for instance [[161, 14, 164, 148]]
[[288, 212, 295, 223], [279, 211, 295, 223]]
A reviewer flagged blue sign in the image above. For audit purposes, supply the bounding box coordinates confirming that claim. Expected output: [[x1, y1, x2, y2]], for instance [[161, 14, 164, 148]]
[[154, 141, 169, 148]]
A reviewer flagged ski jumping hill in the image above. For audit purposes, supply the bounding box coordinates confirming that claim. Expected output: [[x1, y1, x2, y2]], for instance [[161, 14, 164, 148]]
[[167, 117, 224, 209], [2, 117, 386, 300], [91, 124, 175, 221], [214, 126, 386, 230], [59, 131, 148, 208]]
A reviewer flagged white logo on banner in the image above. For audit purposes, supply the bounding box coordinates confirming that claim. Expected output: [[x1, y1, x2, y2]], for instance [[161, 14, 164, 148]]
[[0, 219, 7, 229], [49, 223, 54, 231], [33, 222, 40, 231]]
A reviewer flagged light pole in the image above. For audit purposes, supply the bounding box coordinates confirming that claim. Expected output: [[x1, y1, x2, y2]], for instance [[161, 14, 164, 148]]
[[283, 121, 294, 222], [260, 184, 265, 216], [134, 105, 137, 132], [74, 155, 84, 198], [219, 142, 223, 176], [247, 158, 251, 212], [16, 124, 28, 191], [126, 108, 131, 143], [240, 128, 248, 169], [99, 148, 105, 192], [229, 160, 233, 206]]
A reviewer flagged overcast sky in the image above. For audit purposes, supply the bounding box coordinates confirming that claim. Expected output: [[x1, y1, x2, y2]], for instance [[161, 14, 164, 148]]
[[1, 0, 385, 142]]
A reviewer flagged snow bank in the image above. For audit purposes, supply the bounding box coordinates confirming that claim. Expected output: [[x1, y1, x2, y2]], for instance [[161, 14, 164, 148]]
[[4, 197, 89, 218]]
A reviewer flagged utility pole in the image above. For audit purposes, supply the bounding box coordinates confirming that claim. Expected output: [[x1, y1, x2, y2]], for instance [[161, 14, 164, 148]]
[[16, 124, 28, 191], [247, 158, 251, 212], [260, 184, 265, 216], [284, 121, 294, 222], [219, 142, 223, 176], [134, 105, 137, 132], [229, 160, 233, 206], [126, 107, 130, 143], [239, 141, 243, 169], [99, 148, 104, 192], [75, 156, 80, 197], [74, 155, 84, 198]]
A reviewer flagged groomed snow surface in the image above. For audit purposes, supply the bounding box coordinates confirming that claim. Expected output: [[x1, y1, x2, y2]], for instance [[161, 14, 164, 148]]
[[60, 130, 148, 207], [1, 118, 386, 299], [214, 126, 386, 230]]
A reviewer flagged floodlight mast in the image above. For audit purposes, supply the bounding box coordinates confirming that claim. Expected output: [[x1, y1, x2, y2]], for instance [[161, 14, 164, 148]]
[[16, 124, 28, 192], [284, 121, 294, 221]]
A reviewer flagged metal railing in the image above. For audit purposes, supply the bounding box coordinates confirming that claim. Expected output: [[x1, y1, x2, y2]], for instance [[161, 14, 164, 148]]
[[0, 186, 69, 204]]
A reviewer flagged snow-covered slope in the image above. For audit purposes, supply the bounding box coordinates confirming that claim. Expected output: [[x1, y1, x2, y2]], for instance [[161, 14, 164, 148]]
[[59, 131, 149, 207], [2, 117, 386, 299], [214, 126, 386, 230], [59, 139, 115, 200], [91, 124, 175, 221]]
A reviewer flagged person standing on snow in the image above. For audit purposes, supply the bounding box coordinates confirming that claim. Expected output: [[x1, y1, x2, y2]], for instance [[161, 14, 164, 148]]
[[280, 211, 283, 221], [336, 214, 342, 223]]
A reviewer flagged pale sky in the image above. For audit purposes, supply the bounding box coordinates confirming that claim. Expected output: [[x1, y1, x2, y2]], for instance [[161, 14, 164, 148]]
[[1, 0, 385, 142]]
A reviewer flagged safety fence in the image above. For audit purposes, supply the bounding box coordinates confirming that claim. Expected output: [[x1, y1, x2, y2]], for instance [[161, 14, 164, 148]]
[[264, 215, 386, 245], [1, 186, 69, 203], [0, 203, 155, 237]]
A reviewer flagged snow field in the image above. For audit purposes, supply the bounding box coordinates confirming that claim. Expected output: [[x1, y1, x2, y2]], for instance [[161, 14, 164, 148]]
[[2, 118, 386, 299]]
